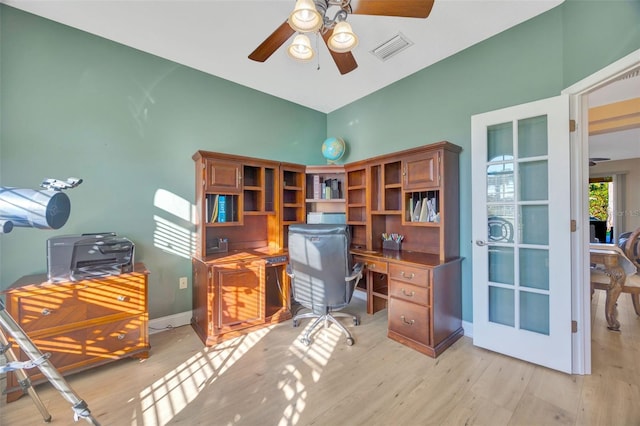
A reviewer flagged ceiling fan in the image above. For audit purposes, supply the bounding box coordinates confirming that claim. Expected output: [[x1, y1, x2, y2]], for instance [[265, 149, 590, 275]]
[[589, 157, 611, 166], [248, 0, 435, 75]]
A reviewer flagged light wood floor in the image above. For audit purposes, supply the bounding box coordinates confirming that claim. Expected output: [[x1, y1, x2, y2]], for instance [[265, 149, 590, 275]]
[[1, 292, 639, 426]]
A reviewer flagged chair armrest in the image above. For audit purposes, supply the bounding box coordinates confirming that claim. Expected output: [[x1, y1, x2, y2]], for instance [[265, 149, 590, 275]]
[[345, 263, 363, 282]]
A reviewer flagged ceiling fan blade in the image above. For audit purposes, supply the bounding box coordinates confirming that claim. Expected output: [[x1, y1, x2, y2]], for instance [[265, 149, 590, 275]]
[[322, 31, 358, 75], [248, 21, 296, 62], [350, 0, 435, 18]]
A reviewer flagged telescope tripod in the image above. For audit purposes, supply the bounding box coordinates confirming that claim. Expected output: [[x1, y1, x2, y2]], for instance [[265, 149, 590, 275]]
[[0, 299, 101, 425]]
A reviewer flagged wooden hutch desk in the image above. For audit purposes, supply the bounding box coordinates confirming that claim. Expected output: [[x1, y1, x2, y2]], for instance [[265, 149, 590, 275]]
[[192, 142, 463, 356]]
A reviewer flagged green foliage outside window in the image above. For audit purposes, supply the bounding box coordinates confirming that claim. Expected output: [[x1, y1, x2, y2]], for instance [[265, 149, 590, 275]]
[[589, 183, 609, 221]]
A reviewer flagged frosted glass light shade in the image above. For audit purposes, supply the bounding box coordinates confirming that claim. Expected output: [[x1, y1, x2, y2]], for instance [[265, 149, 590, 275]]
[[328, 21, 358, 53], [287, 34, 315, 61], [288, 0, 322, 33]]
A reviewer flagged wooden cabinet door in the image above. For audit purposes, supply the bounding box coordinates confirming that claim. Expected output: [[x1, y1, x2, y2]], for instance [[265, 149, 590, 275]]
[[204, 158, 241, 193], [403, 151, 439, 190], [215, 261, 264, 331]]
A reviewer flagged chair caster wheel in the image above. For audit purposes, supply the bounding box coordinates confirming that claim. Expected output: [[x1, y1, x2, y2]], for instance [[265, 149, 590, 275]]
[[353, 317, 360, 326], [346, 337, 355, 346], [293, 319, 299, 327], [300, 337, 311, 346]]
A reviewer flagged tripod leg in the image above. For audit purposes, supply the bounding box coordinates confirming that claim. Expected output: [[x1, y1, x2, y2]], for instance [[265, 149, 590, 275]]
[[0, 331, 52, 422], [0, 302, 101, 425]]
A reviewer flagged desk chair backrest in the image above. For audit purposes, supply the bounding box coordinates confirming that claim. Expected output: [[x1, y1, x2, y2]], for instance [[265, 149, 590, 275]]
[[287, 224, 354, 314]]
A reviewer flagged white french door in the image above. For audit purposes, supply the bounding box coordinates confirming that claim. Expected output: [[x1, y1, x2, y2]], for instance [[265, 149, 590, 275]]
[[471, 95, 572, 373]]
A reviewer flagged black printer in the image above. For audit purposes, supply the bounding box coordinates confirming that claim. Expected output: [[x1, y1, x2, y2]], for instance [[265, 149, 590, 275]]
[[47, 232, 134, 282]]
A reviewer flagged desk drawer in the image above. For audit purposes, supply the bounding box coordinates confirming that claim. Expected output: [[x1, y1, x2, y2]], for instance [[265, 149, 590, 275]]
[[11, 316, 146, 383], [85, 316, 147, 357], [12, 288, 86, 332], [355, 256, 388, 274], [388, 298, 430, 345], [388, 264, 429, 287], [389, 281, 429, 306], [77, 280, 146, 317], [12, 281, 145, 332]]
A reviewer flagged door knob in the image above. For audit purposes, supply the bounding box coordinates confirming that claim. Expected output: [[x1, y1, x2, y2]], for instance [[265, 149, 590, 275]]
[[475, 240, 488, 246]]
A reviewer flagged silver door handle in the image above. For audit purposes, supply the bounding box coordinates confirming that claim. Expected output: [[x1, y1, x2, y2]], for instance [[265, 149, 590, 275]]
[[475, 240, 488, 246]]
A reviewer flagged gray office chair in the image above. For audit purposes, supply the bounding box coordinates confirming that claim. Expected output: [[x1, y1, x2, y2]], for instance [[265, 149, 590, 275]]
[[287, 224, 363, 346]]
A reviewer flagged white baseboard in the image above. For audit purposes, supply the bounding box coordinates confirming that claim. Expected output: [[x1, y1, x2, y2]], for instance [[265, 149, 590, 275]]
[[148, 311, 192, 334], [462, 320, 473, 338]]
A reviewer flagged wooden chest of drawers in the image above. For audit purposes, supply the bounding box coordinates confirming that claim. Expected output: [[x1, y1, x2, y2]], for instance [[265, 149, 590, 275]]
[[354, 250, 463, 358], [2, 263, 150, 402], [387, 259, 462, 357]]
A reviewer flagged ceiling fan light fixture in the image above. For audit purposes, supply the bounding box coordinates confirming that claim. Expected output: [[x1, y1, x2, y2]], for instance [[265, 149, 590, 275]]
[[288, 0, 323, 33], [287, 34, 315, 62], [328, 21, 358, 53]]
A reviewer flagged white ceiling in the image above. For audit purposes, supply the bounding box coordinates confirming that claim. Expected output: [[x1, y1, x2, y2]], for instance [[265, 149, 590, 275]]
[[2, 0, 564, 113]]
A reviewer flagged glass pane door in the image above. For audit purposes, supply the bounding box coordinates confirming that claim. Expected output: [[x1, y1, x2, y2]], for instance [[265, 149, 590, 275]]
[[487, 115, 550, 335], [471, 95, 571, 373]]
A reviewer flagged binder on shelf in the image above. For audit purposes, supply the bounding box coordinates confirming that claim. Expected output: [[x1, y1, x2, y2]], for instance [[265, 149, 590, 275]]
[[218, 195, 226, 222], [331, 179, 340, 199], [229, 195, 235, 222], [209, 194, 220, 223]]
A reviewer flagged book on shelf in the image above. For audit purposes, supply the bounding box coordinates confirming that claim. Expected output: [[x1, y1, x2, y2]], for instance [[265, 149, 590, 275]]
[[324, 179, 332, 199], [313, 175, 322, 199]]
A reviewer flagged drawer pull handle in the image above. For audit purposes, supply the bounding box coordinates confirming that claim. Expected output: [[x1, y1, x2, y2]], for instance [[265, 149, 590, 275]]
[[401, 288, 415, 297], [117, 295, 128, 302], [41, 309, 52, 316], [368, 263, 376, 269], [117, 333, 126, 340], [401, 315, 415, 326], [400, 271, 415, 279]]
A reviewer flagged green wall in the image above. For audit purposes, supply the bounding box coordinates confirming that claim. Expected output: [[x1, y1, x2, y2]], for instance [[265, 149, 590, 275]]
[[327, 0, 640, 322], [1, 1, 639, 324], [0, 6, 326, 319]]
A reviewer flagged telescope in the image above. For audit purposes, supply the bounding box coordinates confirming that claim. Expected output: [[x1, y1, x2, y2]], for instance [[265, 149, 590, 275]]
[[0, 177, 82, 233]]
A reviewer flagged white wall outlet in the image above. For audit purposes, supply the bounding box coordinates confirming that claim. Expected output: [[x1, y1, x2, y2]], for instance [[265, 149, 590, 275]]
[[179, 276, 188, 289]]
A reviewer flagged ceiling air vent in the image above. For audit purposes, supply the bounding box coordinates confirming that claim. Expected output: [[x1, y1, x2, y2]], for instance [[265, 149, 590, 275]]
[[615, 67, 639, 82], [370, 33, 413, 62]]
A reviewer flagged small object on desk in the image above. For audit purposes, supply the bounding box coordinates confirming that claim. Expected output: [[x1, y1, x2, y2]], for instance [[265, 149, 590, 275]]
[[207, 237, 228, 254], [382, 233, 403, 251]]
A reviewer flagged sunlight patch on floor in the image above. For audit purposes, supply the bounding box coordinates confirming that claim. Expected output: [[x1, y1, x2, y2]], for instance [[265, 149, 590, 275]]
[[137, 325, 274, 426], [275, 317, 345, 425]]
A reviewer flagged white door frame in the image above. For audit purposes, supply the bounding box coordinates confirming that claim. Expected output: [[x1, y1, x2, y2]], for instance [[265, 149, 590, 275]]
[[562, 48, 640, 375]]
